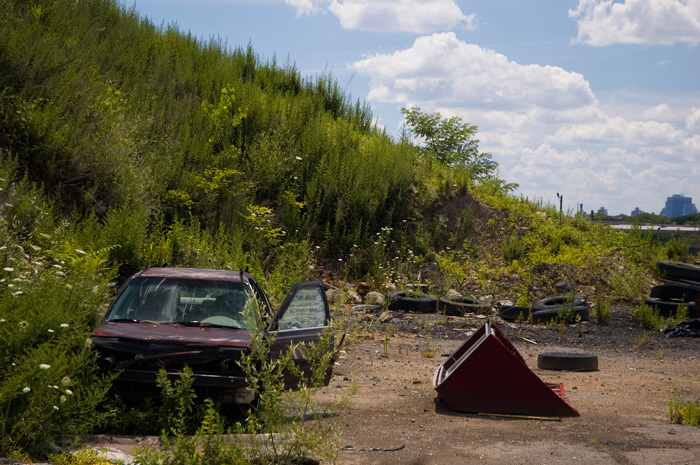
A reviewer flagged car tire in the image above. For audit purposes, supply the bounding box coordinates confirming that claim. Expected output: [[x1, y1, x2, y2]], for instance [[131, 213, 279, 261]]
[[498, 305, 532, 321], [657, 261, 700, 282], [644, 297, 697, 318], [387, 291, 438, 313], [531, 295, 586, 310], [438, 295, 491, 316], [650, 284, 698, 302], [529, 304, 590, 324], [537, 352, 598, 371]]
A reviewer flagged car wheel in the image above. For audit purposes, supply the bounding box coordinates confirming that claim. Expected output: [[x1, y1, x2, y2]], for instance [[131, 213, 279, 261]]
[[438, 295, 491, 316], [387, 291, 438, 313], [537, 352, 598, 371]]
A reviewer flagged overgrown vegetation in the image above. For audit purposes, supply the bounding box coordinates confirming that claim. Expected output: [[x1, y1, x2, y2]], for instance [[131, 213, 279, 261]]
[[0, 0, 698, 461]]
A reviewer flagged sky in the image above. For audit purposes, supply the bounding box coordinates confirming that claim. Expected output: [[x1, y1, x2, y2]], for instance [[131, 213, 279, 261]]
[[121, 0, 700, 216]]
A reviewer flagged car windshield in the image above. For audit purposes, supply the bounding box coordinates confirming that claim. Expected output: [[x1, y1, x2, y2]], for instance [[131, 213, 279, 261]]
[[106, 277, 253, 328]]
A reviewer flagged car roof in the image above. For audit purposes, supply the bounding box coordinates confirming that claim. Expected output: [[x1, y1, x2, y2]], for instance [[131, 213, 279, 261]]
[[135, 267, 251, 283]]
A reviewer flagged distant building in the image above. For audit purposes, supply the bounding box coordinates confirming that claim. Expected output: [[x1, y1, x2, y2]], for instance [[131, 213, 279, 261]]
[[660, 194, 698, 218], [630, 207, 645, 217], [597, 207, 608, 216]]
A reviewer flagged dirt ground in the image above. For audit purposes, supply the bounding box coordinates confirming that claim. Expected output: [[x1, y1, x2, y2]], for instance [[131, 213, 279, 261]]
[[326, 306, 700, 465], [62, 305, 700, 465]]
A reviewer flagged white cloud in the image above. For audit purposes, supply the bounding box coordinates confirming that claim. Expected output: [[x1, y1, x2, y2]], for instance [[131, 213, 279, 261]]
[[285, 0, 475, 33], [353, 33, 597, 111], [329, 0, 472, 33], [550, 117, 684, 146], [642, 103, 672, 120], [284, 0, 322, 17], [686, 107, 700, 132], [569, 0, 700, 46]]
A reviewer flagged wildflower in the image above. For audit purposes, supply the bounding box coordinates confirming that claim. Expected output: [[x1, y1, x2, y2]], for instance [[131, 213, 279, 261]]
[[62, 376, 71, 386], [75, 249, 87, 255], [60, 395, 67, 403], [22, 387, 30, 393], [53, 405, 59, 411], [47, 329, 54, 333], [60, 323, 69, 328], [295, 156, 302, 160], [53, 264, 62, 270], [65, 389, 73, 395], [0, 319, 5, 323], [12, 291, 24, 297], [39, 364, 50, 370], [18, 321, 28, 329], [65, 284, 72, 290], [3, 267, 14, 272]]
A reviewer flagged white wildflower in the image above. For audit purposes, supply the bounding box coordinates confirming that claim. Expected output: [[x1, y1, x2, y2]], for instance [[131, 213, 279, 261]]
[[65, 389, 73, 395], [75, 249, 87, 255], [47, 329, 54, 333], [3, 267, 14, 272], [39, 364, 50, 370], [60, 395, 67, 403], [62, 376, 71, 386], [53, 405, 59, 411], [295, 156, 302, 160], [60, 323, 69, 328], [22, 387, 30, 393]]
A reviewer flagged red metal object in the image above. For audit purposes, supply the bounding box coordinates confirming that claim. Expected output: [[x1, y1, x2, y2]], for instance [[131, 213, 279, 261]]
[[433, 321, 579, 417]]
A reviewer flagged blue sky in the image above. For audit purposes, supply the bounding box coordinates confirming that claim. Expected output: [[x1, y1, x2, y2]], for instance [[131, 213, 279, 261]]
[[122, 0, 700, 216]]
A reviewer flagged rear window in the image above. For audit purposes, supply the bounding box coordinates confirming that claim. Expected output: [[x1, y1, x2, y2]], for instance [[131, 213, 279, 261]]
[[107, 277, 253, 328]]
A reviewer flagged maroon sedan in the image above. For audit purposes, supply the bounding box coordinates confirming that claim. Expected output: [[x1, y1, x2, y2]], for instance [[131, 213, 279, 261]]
[[91, 267, 332, 406]]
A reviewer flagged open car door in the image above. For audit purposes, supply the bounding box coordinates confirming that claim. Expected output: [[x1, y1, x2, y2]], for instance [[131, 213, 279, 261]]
[[267, 281, 333, 388]]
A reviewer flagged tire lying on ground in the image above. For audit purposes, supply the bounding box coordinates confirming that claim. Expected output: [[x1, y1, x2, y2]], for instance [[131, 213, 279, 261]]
[[657, 261, 700, 282], [529, 304, 590, 324], [644, 297, 697, 318], [387, 291, 438, 313], [537, 352, 599, 371], [650, 284, 699, 301], [531, 295, 586, 310], [438, 295, 491, 316], [498, 305, 532, 321]]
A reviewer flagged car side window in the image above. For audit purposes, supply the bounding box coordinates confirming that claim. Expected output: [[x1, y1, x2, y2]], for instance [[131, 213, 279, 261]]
[[278, 286, 327, 330]]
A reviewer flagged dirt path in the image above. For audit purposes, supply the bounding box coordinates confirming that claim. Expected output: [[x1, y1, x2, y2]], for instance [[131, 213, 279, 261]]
[[327, 310, 700, 465]]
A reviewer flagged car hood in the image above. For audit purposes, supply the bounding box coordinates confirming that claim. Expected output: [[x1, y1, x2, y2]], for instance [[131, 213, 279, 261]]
[[91, 321, 252, 347]]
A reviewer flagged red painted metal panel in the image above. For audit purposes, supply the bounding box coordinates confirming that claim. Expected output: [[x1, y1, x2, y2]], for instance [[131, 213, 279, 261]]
[[433, 321, 579, 417]]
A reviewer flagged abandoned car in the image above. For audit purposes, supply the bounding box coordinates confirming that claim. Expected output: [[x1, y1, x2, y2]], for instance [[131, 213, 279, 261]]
[[90, 267, 333, 406]]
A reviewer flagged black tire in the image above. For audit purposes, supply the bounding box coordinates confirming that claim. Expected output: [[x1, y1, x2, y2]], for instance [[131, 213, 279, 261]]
[[438, 295, 491, 316], [387, 291, 438, 313], [644, 297, 697, 318], [650, 284, 698, 302], [537, 352, 598, 371], [498, 305, 532, 321], [529, 304, 590, 324], [657, 261, 700, 282], [531, 295, 586, 310]]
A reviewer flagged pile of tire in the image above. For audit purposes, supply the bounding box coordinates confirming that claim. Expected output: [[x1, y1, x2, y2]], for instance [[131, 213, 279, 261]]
[[498, 295, 590, 324], [646, 261, 700, 318]]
